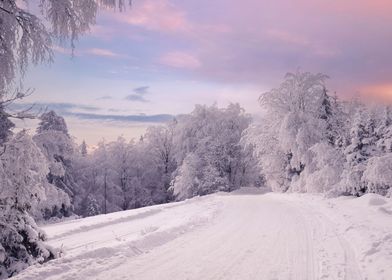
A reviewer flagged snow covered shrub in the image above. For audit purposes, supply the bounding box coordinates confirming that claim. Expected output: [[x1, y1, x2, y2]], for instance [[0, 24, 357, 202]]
[[84, 195, 101, 217], [362, 154, 392, 196], [171, 153, 202, 200], [306, 143, 345, 193], [339, 165, 366, 196], [0, 202, 56, 279], [171, 153, 229, 200]]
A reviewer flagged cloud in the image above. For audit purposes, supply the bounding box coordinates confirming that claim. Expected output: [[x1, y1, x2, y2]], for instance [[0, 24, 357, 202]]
[[133, 86, 150, 95], [124, 86, 151, 102], [45, 0, 392, 104], [125, 94, 149, 102], [10, 102, 100, 113], [116, 0, 190, 33], [51, 45, 76, 56], [52, 45, 126, 60], [65, 112, 174, 123], [96, 95, 113, 100], [10, 102, 174, 123], [86, 48, 121, 58], [266, 29, 309, 47], [160, 51, 201, 69]]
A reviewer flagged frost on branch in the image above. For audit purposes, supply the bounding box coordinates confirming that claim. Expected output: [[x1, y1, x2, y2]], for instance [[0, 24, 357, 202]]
[[0, 0, 131, 99]]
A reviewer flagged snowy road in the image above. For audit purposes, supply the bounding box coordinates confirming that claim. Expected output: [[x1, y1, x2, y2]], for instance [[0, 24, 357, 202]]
[[14, 189, 392, 280]]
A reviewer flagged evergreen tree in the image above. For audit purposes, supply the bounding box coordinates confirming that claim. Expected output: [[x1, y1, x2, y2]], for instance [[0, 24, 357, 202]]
[[345, 108, 367, 166], [376, 106, 392, 153], [80, 141, 88, 157], [36, 111, 69, 136], [85, 195, 101, 217]]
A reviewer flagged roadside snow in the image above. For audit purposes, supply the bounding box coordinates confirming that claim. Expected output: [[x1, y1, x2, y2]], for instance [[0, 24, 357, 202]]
[[13, 189, 392, 280]]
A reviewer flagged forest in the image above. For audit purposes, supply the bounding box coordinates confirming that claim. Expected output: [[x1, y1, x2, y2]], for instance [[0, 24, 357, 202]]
[[1, 71, 392, 278]]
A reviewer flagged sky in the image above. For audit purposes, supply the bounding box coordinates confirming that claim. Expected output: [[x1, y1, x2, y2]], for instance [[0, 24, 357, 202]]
[[15, 0, 392, 144]]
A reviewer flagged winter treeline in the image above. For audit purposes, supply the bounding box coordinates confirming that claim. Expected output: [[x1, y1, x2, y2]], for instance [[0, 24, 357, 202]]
[[71, 103, 261, 216], [245, 71, 392, 197]]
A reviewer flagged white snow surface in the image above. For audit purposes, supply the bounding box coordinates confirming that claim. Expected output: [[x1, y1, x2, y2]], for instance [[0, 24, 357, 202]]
[[13, 188, 392, 280]]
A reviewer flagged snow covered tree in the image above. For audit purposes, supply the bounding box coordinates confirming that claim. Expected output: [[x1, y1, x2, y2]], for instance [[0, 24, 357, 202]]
[[72, 137, 160, 216], [250, 71, 392, 196], [80, 140, 88, 157], [0, 131, 48, 210], [144, 124, 177, 202], [171, 153, 202, 200], [33, 111, 75, 217], [0, 203, 56, 279], [318, 89, 348, 147], [71, 152, 100, 217], [0, 131, 59, 279], [106, 137, 134, 210], [250, 71, 331, 192], [171, 104, 259, 199], [362, 154, 392, 196], [376, 106, 392, 153], [36, 111, 69, 136], [91, 141, 113, 214], [259, 71, 329, 118], [306, 143, 345, 194], [127, 139, 161, 207], [84, 194, 101, 217], [341, 107, 372, 195]]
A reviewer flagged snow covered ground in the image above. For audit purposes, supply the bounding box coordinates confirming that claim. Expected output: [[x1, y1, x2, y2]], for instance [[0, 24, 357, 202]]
[[13, 188, 392, 280]]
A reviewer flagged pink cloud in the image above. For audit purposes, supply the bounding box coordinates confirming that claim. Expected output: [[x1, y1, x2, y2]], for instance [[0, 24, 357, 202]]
[[98, 0, 231, 38], [266, 29, 310, 46], [313, 46, 341, 58], [52, 45, 74, 55], [160, 51, 201, 69], [116, 0, 190, 33], [86, 48, 121, 58], [52, 45, 126, 59], [85, 0, 392, 94], [298, 0, 392, 18]]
